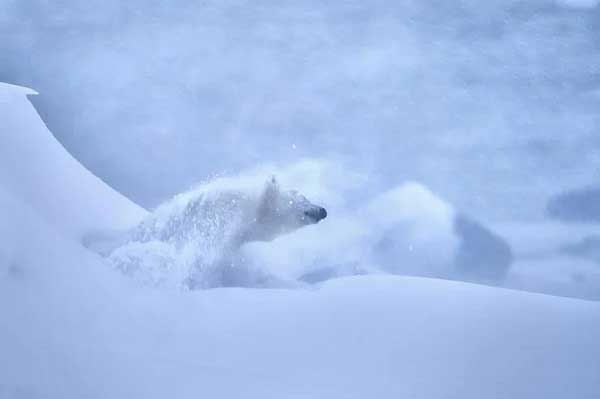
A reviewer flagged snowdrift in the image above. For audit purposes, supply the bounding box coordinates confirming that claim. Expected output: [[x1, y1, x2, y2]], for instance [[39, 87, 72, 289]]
[[1, 83, 600, 399], [0, 82, 146, 238]]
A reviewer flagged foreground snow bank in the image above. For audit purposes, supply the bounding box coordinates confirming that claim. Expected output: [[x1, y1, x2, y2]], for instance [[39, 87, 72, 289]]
[[3, 227, 600, 399]]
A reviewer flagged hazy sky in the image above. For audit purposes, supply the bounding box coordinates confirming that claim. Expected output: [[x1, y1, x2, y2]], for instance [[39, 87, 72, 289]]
[[1, 0, 599, 221]]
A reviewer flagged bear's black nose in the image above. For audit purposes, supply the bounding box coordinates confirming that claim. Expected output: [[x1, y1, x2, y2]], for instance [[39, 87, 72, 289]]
[[319, 207, 327, 220], [304, 207, 327, 223]]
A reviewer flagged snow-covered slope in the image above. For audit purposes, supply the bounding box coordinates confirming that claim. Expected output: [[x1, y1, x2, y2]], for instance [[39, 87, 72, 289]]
[[0, 82, 146, 238], [1, 83, 599, 399]]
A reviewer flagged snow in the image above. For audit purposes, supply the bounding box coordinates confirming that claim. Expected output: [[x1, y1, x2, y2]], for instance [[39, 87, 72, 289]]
[[1, 82, 600, 398], [0, 82, 146, 239], [556, 0, 599, 9], [496, 222, 600, 301]]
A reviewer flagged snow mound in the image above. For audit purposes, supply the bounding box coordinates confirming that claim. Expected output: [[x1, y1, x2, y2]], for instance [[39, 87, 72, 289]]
[[0, 82, 146, 239]]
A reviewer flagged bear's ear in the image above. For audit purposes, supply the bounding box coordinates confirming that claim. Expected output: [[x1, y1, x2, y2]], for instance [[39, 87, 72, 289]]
[[256, 176, 280, 221]]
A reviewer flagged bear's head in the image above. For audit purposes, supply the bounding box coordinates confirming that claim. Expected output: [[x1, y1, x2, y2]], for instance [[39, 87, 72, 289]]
[[248, 177, 327, 242]]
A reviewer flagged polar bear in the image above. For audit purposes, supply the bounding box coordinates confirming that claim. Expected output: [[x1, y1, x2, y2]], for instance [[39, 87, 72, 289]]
[[130, 176, 326, 248], [108, 177, 327, 288]]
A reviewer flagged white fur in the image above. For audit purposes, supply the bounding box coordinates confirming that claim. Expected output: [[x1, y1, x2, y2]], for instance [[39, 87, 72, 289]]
[[108, 177, 325, 288]]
